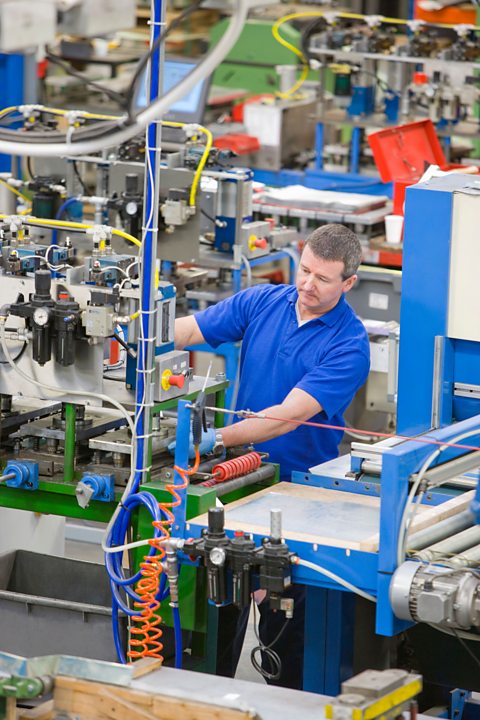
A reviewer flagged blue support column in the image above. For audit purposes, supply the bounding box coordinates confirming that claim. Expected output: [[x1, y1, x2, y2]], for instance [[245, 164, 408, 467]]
[[314, 123, 324, 171], [303, 587, 355, 694], [0, 54, 25, 172], [349, 127, 362, 175]]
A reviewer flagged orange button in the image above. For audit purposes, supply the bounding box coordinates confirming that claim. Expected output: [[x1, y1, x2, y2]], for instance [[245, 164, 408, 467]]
[[168, 373, 185, 389]]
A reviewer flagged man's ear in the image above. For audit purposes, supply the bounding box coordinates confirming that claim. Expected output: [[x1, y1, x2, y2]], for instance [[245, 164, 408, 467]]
[[343, 274, 357, 293]]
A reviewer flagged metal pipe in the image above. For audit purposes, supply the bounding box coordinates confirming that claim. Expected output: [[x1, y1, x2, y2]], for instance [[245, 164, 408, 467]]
[[0, 473, 16, 484], [63, 402, 76, 483], [447, 544, 480, 568], [215, 466, 275, 497], [407, 509, 475, 551], [413, 525, 480, 562]]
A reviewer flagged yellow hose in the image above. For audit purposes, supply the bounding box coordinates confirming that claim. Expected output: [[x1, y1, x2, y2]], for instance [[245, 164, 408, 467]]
[[0, 214, 141, 250], [272, 9, 480, 97], [162, 121, 213, 207], [0, 178, 31, 204]]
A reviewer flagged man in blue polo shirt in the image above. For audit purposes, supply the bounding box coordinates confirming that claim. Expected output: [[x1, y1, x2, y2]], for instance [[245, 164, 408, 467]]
[[175, 223, 369, 688]]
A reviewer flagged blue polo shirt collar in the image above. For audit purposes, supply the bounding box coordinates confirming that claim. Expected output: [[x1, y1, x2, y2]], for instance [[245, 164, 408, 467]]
[[287, 287, 348, 326]]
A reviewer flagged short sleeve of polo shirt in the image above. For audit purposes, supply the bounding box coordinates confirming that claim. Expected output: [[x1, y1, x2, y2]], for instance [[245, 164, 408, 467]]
[[295, 338, 370, 420], [195, 285, 274, 348]]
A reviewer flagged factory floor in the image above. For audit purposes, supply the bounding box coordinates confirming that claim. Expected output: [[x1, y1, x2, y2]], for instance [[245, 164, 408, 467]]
[[65, 535, 264, 684]]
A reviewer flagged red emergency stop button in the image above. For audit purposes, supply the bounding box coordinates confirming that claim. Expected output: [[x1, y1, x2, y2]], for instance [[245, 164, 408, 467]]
[[168, 373, 185, 389]]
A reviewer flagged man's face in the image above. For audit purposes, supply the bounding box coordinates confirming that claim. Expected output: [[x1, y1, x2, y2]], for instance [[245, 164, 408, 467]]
[[295, 244, 357, 316]]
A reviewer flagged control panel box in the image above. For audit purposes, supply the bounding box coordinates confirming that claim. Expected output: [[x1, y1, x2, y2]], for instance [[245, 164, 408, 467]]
[[154, 350, 190, 402]]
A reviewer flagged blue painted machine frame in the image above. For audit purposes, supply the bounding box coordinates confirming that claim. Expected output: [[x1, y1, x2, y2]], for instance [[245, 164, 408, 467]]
[[172, 398, 480, 694]]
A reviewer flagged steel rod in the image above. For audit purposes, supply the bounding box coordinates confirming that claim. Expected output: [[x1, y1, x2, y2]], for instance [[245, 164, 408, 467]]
[[407, 509, 475, 552], [413, 525, 480, 562]]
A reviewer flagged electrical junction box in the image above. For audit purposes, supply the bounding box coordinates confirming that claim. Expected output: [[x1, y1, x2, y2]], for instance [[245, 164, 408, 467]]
[[0, 1, 56, 52], [57, 0, 136, 38], [154, 350, 190, 403]]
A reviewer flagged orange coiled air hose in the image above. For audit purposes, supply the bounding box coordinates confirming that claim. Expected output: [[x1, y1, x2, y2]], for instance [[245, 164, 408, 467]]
[[128, 447, 200, 660]]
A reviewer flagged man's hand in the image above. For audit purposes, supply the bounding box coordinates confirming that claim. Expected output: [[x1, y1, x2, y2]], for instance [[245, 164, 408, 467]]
[[168, 427, 220, 459]]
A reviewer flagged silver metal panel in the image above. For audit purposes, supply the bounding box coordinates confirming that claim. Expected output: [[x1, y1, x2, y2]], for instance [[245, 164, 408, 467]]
[[0, 275, 105, 402], [0, 1, 56, 52], [58, 0, 136, 37]]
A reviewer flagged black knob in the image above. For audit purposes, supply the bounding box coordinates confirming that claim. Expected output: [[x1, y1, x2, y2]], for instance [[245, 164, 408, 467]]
[[34, 269, 52, 299], [208, 507, 225, 536]]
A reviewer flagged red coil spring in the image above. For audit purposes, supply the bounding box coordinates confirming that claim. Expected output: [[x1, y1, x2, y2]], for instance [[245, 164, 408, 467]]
[[201, 451, 262, 487]]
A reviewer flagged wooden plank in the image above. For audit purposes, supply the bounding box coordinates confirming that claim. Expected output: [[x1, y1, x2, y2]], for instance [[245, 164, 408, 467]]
[[131, 657, 163, 679], [188, 482, 383, 550], [97, 690, 153, 720], [190, 482, 474, 554], [18, 700, 54, 720], [360, 490, 475, 552], [6, 697, 16, 720], [54, 676, 254, 720]]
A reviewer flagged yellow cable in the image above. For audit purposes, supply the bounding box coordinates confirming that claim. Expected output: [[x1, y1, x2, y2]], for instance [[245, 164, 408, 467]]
[[0, 178, 31, 204], [271, 8, 480, 88], [0, 106, 19, 120], [112, 228, 141, 249], [162, 121, 213, 207], [0, 214, 141, 250], [272, 12, 324, 99]]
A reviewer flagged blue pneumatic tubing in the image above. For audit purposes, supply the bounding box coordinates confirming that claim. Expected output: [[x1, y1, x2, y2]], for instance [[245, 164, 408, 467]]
[[51, 196, 78, 245], [112, 596, 127, 665], [173, 606, 183, 669]]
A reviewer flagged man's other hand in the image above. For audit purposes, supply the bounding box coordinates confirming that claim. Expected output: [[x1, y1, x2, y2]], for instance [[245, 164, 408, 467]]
[[168, 428, 217, 459]]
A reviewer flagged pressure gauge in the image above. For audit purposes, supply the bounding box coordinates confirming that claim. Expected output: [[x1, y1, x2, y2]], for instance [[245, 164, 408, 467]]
[[209, 547, 226, 567], [125, 201, 138, 216], [33, 307, 50, 327]]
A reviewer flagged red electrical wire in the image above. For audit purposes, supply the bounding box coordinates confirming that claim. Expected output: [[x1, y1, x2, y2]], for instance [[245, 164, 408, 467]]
[[128, 447, 200, 661], [247, 414, 480, 453]]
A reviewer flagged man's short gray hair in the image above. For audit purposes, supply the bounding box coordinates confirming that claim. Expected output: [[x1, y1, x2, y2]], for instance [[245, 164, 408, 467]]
[[305, 224, 362, 279]]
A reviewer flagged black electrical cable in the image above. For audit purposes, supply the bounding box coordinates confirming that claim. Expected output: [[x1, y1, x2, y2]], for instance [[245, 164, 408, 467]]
[[250, 599, 291, 681], [113, 331, 136, 359], [45, 51, 127, 108], [0, 340, 27, 364], [451, 628, 480, 673], [26, 156, 34, 180], [71, 159, 91, 196], [300, 16, 327, 62], [124, 0, 206, 119], [200, 207, 217, 225]]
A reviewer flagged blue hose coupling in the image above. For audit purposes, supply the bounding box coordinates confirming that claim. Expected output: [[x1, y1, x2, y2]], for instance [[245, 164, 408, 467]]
[[4, 461, 39, 491], [78, 473, 115, 506]]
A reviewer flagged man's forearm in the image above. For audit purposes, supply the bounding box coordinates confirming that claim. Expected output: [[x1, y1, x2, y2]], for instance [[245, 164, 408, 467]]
[[219, 405, 294, 447]]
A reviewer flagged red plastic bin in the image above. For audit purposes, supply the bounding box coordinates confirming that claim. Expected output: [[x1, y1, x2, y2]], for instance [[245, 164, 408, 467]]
[[368, 119, 465, 215]]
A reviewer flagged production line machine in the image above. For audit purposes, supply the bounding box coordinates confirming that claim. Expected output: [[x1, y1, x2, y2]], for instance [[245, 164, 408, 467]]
[[0, 1, 480, 717]]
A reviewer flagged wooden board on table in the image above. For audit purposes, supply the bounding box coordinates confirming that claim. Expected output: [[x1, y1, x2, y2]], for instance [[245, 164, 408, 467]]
[[54, 676, 255, 720], [188, 483, 475, 554], [189, 482, 385, 551], [361, 489, 475, 552]]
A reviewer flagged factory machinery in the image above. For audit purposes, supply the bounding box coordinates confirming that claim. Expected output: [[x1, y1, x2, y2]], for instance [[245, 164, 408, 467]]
[[241, 8, 480, 188], [0, 1, 479, 718]]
